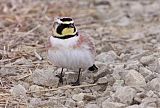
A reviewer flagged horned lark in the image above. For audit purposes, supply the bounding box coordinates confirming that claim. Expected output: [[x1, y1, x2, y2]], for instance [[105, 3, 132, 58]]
[[48, 17, 98, 85]]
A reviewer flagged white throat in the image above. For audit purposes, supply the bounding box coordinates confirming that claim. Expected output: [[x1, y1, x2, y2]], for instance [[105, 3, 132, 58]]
[[50, 36, 79, 48]]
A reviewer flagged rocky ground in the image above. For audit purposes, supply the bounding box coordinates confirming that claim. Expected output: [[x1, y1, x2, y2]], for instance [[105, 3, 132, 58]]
[[1, 0, 160, 108]]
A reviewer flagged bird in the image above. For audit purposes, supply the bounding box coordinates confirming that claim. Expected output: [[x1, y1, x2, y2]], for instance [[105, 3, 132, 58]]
[[47, 17, 98, 86]]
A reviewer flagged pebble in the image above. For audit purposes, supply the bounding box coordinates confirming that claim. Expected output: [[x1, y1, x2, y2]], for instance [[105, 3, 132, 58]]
[[10, 84, 27, 98], [65, 98, 76, 107], [29, 85, 44, 97], [77, 101, 85, 108], [139, 67, 152, 77], [113, 86, 136, 104], [65, 71, 78, 84], [13, 57, 32, 65], [102, 101, 126, 108], [130, 2, 144, 15], [148, 78, 160, 92], [0, 67, 17, 76], [113, 80, 124, 91], [140, 97, 157, 108], [140, 55, 155, 65], [96, 51, 118, 64], [112, 64, 126, 80], [117, 16, 130, 27], [145, 73, 157, 82], [97, 76, 108, 84], [72, 93, 96, 102], [93, 66, 109, 82], [146, 90, 157, 98], [124, 70, 146, 87], [125, 60, 141, 70], [126, 105, 139, 108], [32, 69, 59, 87], [85, 103, 100, 108]]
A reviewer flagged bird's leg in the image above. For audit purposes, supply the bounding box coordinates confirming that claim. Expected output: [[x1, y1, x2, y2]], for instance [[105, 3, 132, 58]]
[[71, 68, 81, 86], [56, 68, 64, 84]]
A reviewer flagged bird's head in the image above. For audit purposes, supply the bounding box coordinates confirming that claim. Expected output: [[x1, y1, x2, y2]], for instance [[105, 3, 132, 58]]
[[53, 17, 77, 38]]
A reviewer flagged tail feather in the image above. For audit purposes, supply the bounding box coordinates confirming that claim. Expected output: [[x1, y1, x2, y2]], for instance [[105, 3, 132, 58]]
[[88, 64, 98, 71]]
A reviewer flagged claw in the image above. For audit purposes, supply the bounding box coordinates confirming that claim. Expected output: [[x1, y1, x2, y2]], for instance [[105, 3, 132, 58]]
[[56, 68, 64, 85], [56, 74, 64, 84], [71, 80, 80, 86]]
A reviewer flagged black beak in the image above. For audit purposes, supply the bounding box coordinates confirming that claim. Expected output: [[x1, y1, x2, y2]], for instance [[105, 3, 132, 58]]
[[69, 24, 74, 28]]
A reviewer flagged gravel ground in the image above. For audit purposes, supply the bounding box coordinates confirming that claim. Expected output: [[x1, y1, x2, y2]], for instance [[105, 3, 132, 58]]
[[1, 0, 160, 108]]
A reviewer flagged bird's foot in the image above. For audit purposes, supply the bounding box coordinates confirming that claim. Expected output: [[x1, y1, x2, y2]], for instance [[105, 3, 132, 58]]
[[88, 64, 98, 72], [71, 80, 80, 86], [56, 74, 64, 84]]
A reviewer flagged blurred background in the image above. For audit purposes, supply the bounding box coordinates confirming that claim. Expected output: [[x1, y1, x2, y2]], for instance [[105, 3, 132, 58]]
[[1, 0, 160, 107]]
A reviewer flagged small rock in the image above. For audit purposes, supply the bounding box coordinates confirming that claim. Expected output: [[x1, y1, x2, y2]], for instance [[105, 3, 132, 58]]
[[93, 66, 110, 82], [130, 2, 144, 15], [117, 16, 130, 27], [29, 98, 42, 107], [72, 93, 85, 102], [145, 73, 157, 82], [65, 71, 78, 84], [94, 61, 107, 68], [96, 51, 118, 64], [148, 78, 160, 92], [112, 64, 126, 80], [102, 101, 126, 108], [72, 93, 96, 102], [85, 103, 100, 108], [113, 80, 125, 91], [113, 86, 136, 104], [13, 57, 32, 65], [140, 55, 155, 65], [65, 98, 76, 107], [10, 84, 27, 98], [144, 2, 160, 13], [18, 81, 30, 90], [29, 97, 58, 108], [147, 59, 160, 73], [124, 70, 146, 87], [97, 76, 108, 84], [150, 39, 157, 44], [83, 94, 96, 101], [29, 85, 44, 97], [126, 105, 139, 108], [32, 69, 59, 87], [140, 97, 157, 108], [139, 67, 152, 77], [0, 67, 17, 76], [146, 90, 157, 98], [134, 92, 146, 104], [125, 60, 141, 70], [72, 88, 83, 95], [77, 101, 85, 108]]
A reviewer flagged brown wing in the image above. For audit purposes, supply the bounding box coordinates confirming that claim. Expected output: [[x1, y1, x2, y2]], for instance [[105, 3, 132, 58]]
[[46, 36, 59, 51], [77, 32, 96, 57]]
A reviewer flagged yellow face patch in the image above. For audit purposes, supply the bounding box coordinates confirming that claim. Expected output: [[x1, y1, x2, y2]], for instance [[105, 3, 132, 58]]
[[62, 28, 75, 36]]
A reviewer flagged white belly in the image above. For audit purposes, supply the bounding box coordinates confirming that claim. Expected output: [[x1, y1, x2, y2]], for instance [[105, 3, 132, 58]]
[[48, 48, 94, 70]]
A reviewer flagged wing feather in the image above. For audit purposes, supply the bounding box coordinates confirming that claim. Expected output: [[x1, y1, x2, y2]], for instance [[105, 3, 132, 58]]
[[77, 32, 96, 57]]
